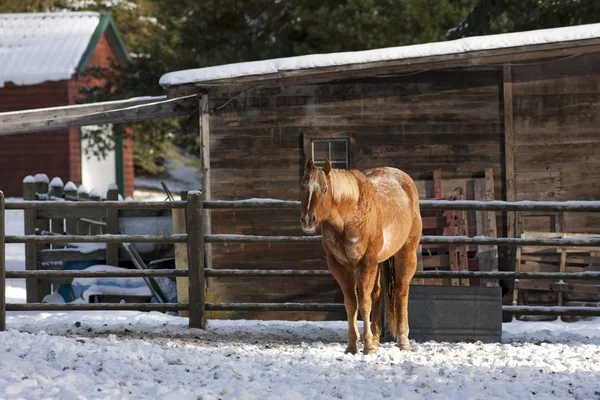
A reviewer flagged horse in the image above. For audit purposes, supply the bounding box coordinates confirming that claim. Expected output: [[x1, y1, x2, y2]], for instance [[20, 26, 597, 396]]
[[300, 158, 422, 354]]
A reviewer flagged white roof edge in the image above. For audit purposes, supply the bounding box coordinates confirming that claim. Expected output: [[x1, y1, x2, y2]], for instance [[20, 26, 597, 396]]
[[159, 22, 600, 87], [0, 11, 100, 17]]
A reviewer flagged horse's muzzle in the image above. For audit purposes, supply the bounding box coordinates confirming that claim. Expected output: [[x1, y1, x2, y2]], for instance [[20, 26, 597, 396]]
[[301, 213, 317, 234]]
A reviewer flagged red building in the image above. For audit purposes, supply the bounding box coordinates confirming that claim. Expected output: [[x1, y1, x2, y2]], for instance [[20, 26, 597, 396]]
[[0, 12, 134, 197]]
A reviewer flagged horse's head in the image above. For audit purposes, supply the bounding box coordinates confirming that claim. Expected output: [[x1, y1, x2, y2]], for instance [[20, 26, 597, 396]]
[[300, 158, 332, 234]]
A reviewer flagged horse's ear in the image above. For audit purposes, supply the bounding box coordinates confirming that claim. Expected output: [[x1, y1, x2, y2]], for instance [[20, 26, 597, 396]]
[[323, 159, 332, 175], [305, 158, 315, 172]]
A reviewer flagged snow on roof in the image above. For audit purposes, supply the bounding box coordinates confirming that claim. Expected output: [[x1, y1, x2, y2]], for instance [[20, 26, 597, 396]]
[[0, 12, 101, 87], [160, 22, 600, 87]]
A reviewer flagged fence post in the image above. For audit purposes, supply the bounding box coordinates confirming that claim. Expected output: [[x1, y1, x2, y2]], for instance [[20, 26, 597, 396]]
[[89, 189, 102, 236], [186, 190, 206, 329], [23, 176, 39, 303], [64, 182, 78, 235], [34, 174, 51, 301], [49, 178, 64, 249], [106, 184, 119, 266], [0, 191, 6, 331], [77, 185, 90, 235]]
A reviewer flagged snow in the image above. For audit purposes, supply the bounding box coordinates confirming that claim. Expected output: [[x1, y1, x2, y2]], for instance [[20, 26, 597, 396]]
[[22, 176, 34, 184], [49, 177, 64, 188], [77, 184, 88, 195], [33, 173, 49, 184], [160, 22, 600, 86], [64, 181, 78, 192], [0, 12, 101, 87], [4, 200, 600, 399]]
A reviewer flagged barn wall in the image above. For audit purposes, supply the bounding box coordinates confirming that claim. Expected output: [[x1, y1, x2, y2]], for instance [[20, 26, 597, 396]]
[[0, 81, 71, 197], [207, 68, 505, 320], [512, 52, 600, 233]]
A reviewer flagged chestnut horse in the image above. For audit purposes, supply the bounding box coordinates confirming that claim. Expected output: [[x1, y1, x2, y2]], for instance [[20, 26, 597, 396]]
[[300, 159, 422, 354]]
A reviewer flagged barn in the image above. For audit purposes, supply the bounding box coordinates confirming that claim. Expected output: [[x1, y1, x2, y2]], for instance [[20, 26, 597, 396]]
[[0, 12, 134, 197], [157, 22, 600, 320]]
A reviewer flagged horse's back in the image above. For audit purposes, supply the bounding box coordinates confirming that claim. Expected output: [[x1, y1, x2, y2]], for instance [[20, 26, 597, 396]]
[[363, 167, 421, 260], [363, 167, 419, 210]]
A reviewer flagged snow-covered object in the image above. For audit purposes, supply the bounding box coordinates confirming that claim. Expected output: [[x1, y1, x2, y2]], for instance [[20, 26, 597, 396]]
[[71, 265, 152, 302], [22, 175, 34, 183], [107, 183, 119, 191], [0, 12, 101, 87], [41, 292, 66, 304], [33, 173, 49, 184], [89, 188, 100, 198], [49, 177, 64, 188], [77, 184, 88, 195], [160, 22, 600, 86], [64, 181, 78, 192]]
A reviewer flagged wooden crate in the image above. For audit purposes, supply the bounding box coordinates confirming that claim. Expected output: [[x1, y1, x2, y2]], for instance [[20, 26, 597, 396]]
[[513, 231, 600, 320], [414, 168, 498, 287]]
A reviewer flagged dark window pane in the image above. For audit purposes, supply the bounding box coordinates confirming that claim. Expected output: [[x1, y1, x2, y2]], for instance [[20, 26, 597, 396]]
[[330, 140, 347, 162], [313, 141, 329, 162]]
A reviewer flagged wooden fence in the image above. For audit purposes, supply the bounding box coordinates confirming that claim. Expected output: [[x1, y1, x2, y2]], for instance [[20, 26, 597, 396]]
[[2, 191, 600, 332]]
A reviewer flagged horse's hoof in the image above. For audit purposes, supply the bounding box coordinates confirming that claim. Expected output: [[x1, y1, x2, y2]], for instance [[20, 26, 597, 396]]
[[363, 346, 378, 355], [396, 343, 412, 351], [344, 347, 358, 355]]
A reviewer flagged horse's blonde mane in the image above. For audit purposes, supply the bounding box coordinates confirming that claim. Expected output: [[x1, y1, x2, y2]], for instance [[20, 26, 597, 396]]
[[329, 169, 360, 204]]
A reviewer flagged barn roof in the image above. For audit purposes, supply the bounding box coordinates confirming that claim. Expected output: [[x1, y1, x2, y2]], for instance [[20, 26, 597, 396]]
[[0, 12, 130, 87], [160, 22, 600, 88]]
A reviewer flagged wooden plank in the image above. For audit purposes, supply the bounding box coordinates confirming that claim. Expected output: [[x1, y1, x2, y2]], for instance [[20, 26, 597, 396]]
[[34, 176, 50, 302], [49, 180, 64, 249], [200, 95, 213, 271], [504, 65, 517, 276], [38, 248, 106, 263], [173, 192, 189, 317], [558, 250, 567, 306], [0, 95, 196, 136], [23, 178, 39, 303], [0, 191, 5, 331], [64, 184, 78, 235], [186, 191, 206, 329], [105, 187, 119, 266]]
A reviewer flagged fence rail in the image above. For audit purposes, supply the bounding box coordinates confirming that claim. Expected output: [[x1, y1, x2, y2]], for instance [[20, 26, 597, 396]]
[[2, 191, 600, 334]]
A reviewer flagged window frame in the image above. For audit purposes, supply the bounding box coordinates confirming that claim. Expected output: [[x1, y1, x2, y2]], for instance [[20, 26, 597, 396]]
[[302, 132, 356, 171]]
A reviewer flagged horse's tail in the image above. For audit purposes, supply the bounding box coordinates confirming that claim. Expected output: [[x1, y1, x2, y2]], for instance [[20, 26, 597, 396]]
[[382, 256, 399, 338]]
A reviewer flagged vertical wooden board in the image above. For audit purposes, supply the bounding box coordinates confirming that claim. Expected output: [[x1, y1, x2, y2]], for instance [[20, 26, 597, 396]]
[[49, 180, 64, 249], [504, 65, 517, 276], [23, 178, 39, 303], [34, 177, 50, 301], [173, 203, 189, 318], [77, 188, 90, 235], [105, 187, 119, 266], [64, 184, 78, 235], [200, 95, 213, 270]]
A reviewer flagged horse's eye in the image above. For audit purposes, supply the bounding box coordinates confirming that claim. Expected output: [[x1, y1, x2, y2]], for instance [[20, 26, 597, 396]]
[[321, 187, 327, 193]]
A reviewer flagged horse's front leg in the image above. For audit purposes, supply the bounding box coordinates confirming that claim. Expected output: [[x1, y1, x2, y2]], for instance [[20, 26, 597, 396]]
[[327, 254, 359, 354], [357, 253, 379, 355]]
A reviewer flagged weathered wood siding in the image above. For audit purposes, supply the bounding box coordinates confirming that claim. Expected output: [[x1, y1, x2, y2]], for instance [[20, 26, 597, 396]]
[[207, 68, 505, 320], [512, 53, 600, 233]]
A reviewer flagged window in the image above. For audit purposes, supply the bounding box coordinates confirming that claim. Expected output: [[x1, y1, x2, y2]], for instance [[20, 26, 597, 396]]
[[303, 132, 354, 171], [312, 139, 349, 169]]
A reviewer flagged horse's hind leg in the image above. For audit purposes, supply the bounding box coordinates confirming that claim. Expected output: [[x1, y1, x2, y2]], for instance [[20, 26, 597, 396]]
[[327, 254, 359, 354], [395, 240, 419, 351], [370, 265, 382, 349]]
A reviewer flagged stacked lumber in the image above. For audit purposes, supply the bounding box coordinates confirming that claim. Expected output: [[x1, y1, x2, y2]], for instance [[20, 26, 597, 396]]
[[513, 231, 600, 320], [414, 169, 499, 287]]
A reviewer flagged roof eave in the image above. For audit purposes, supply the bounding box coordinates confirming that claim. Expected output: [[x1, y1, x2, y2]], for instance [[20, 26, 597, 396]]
[[165, 36, 600, 90], [76, 12, 131, 75]]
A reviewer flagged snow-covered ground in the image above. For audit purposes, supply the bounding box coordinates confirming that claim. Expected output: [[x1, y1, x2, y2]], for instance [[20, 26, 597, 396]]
[[3, 201, 600, 399]]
